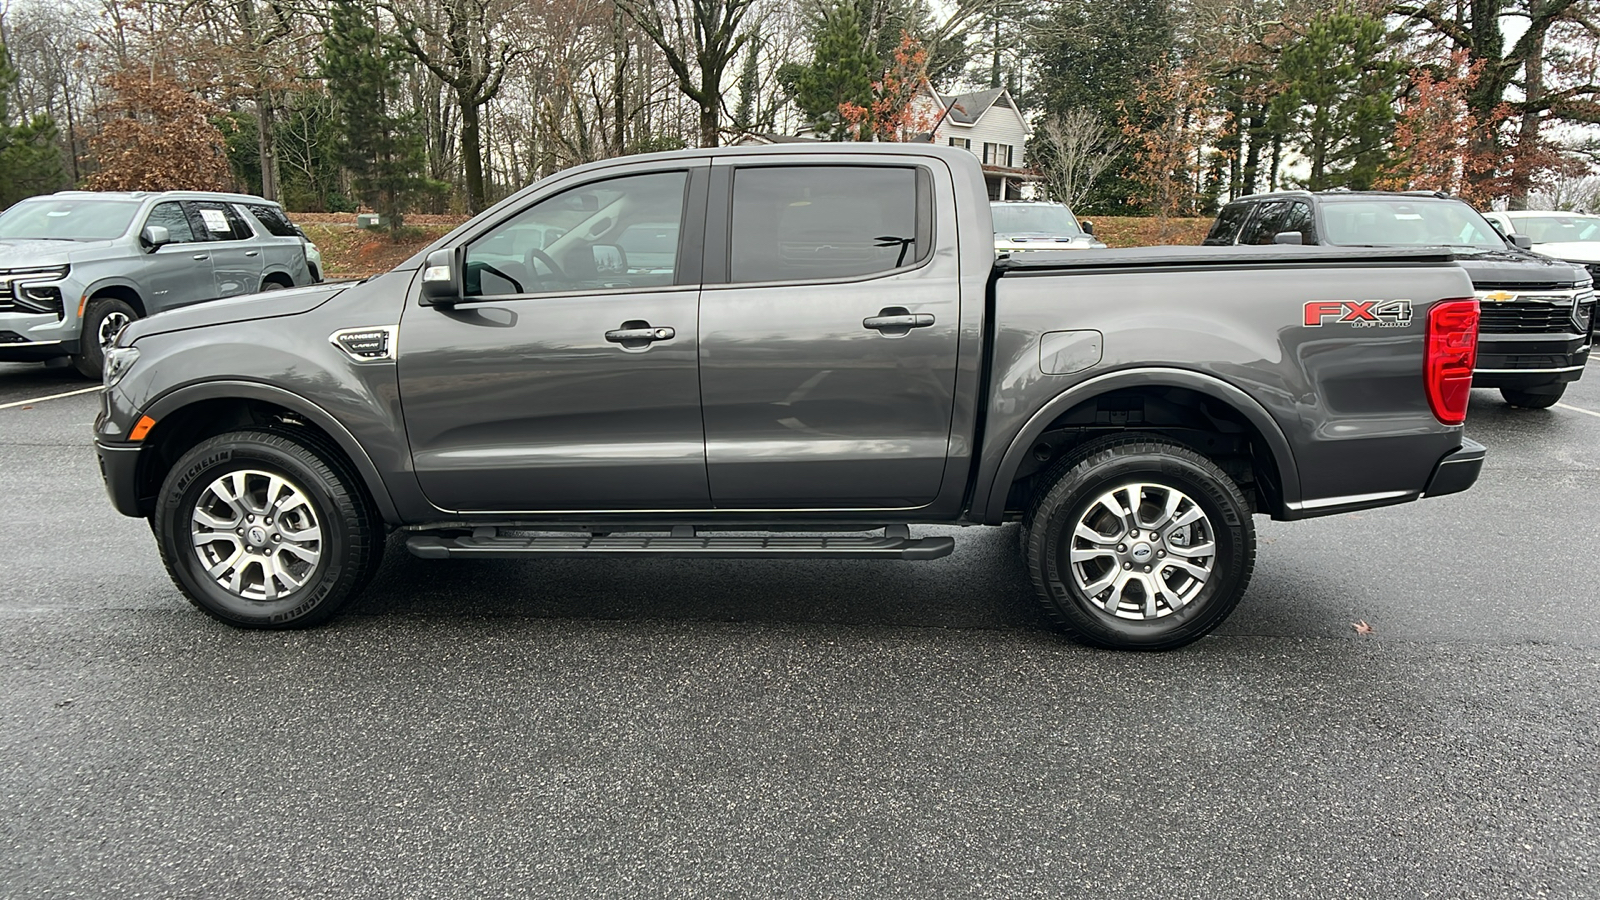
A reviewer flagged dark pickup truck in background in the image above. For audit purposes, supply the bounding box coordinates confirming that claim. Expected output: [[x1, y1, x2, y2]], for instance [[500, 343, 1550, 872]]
[[95, 145, 1485, 650], [1205, 189, 1594, 408]]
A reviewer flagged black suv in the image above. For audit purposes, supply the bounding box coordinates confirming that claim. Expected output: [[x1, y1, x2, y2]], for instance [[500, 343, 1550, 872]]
[[1205, 190, 1594, 408]]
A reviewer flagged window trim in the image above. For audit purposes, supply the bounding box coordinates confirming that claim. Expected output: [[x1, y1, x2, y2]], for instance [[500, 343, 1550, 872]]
[[703, 162, 938, 290], [459, 166, 702, 302]]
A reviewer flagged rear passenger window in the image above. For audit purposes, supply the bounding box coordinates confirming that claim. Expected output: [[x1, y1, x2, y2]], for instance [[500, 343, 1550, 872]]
[[245, 204, 302, 238], [1238, 200, 1293, 245], [186, 201, 254, 241], [144, 201, 195, 243], [1205, 202, 1251, 245], [729, 166, 929, 284]]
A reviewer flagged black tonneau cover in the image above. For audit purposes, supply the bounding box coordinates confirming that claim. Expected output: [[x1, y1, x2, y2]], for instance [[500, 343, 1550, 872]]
[[997, 245, 1458, 274]]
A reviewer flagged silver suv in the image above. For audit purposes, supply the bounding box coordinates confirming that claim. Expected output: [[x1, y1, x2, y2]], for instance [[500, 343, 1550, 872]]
[[0, 190, 319, 377]]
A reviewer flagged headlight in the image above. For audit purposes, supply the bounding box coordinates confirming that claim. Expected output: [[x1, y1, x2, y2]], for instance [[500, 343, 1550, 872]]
[[4, 264, 70, 280], [103, 345, 140, 387], [1575, 290, 1595, 334]]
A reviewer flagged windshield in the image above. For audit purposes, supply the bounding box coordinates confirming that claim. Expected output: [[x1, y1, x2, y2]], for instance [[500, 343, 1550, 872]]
[[0, 198, 142, 241], [1508, 214, 1600, 244], [1321, 198, 1506, 250], [992, 204, 1083, 237]]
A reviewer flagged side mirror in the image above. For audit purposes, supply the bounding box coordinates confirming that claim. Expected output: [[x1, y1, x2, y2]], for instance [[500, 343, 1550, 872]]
[[1273, 231, 1304, 245], [1080, 220, 1095, 236], [419, 248, 462, 306], [141, 225, 171, 251], [1509, 233, 1533, 251], [592, 244, 626, 275]]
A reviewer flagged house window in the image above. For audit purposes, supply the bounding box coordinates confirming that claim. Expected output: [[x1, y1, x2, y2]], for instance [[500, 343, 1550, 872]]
[[948, 137, 971, 151], [983, 143, 1013, 167]]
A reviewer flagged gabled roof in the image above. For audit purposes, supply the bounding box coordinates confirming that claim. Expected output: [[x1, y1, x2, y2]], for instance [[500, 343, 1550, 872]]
[[936, 88, 1010, 125]]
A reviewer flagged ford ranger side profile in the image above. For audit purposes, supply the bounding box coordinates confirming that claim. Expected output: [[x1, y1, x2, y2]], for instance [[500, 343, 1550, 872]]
[[0, 190, 317, 378], [94, 145, 1486, 650]]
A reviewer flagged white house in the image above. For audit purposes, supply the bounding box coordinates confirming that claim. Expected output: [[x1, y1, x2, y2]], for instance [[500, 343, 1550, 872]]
[[921, 87, 1040, 200]]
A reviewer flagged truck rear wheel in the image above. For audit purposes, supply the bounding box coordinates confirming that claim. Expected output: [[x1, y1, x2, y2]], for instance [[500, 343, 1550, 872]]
[[1500, 385, 1565, 409], [153, 429, 382, 628], [1023, 436, 1256, 650]]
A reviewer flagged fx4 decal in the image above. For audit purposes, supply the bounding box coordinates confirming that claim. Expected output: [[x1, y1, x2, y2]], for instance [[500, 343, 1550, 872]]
[[1303, 299, 1414, 328]]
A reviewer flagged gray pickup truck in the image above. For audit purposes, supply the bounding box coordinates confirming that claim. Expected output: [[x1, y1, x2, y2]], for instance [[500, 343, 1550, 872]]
[[94, 145, 1486, 650], [0, 190, 318, 377]]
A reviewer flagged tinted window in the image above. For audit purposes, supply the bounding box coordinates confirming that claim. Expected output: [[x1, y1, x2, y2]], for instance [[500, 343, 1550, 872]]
[[245, 204, 301, 238], [730, 166, 927, 283], [1510, 215, 1600, 243], [187, 201, 254, 241], [1205, 202, 1251, 245], [1238, 200, 1295, 245], [464, 170, 687, 297], [143, 201, 196, 243]]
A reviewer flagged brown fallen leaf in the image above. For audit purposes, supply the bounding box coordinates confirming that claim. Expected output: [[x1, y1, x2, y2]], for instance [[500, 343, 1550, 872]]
[[21, 405, 33, 410], [1352, 620, 1374, 635]]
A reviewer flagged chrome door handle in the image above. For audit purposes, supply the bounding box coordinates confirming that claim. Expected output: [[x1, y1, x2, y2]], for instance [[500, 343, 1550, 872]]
[[863, 307, 934, 336], [605, 323, 676, 348], [245, 250, 259, 257], [192, 254, 210, 260]]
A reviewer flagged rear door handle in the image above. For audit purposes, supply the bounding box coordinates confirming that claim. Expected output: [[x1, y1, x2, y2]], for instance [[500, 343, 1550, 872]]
[[192, 254, 210, 261], [605, 323, 676, 348], [245, 250, 259, 257], [863, 308, 934, 336]]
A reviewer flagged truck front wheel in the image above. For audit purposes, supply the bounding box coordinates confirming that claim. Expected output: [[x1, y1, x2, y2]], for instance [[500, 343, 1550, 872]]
[[72, 296, 137, 379], [1024, 437, 1256, 650], [1500, 385, 1565, 409], [153, 429, 382, 628]]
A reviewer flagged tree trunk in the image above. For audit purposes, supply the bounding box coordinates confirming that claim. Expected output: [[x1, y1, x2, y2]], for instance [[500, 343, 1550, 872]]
[[1509, 28, 1545, 210], [255, 93, 280, 201], [700, 100, 719, 148], [461, 96, 486, 213]]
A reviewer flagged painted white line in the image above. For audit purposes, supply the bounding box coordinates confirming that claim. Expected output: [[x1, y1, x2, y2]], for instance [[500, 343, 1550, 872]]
[[1556, 402, 1600, 419], [0, 386, 101, 410]]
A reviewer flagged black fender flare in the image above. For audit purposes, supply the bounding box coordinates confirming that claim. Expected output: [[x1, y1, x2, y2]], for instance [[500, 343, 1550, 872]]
[[142, 380, 401, 525], [977, 366, 1301, 523]]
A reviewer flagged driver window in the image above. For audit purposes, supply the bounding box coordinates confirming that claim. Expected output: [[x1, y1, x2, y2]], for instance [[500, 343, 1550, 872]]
[[464, 170, 688, 297]]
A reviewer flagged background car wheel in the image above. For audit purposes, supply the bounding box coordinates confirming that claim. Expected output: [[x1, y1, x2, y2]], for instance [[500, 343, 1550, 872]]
[[153, 429, 382, 629], [1500, 385, 1564, 409], [1024, 435, 1256, 650], [72, 296, 137, 379]]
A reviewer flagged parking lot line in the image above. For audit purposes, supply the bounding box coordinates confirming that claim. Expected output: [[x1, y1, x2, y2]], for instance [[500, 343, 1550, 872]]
[[0, 386, 102, 410], [1556, 402, 1600, 419]]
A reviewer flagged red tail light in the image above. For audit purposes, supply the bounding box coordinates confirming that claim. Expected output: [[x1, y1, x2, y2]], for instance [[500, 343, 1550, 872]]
[[1426, 299, 1479, 425]]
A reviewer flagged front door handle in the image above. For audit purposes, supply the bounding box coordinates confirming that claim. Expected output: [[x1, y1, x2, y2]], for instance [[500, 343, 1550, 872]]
[[192, 254, 210, 261], [863, 307, 934, 337], [245, 250, 259, 257], [605, 321, 676, 350]]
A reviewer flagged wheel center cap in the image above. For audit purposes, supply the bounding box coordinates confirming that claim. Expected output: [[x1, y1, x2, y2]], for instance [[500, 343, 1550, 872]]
[[247, 526, 269, 547], [1130, 542, 1154, 563]]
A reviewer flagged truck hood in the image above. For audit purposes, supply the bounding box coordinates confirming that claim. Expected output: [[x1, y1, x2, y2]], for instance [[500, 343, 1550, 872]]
[[0, 238, 111, 267], [1530, 242, 1600, 265], [125, 283, 347, 342], [1449, 248, 1589, 286]]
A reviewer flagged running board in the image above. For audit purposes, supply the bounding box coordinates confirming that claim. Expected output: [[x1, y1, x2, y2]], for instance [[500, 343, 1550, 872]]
[[405, 525, 955, 561]]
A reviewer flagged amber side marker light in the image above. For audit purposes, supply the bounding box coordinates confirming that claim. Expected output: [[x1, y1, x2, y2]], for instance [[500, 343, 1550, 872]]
[[129, 416, 156, 441]]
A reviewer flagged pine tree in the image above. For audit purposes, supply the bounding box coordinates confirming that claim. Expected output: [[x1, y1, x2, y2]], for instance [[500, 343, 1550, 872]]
[[781, 1, 877, 140], [0, 44, 67, 209], [321, 1, 425, 233], [1269, 13, 1405, 191]]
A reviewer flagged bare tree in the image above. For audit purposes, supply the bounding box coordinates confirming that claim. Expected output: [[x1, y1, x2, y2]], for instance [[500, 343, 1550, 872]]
[[1035, 109, 1123, 209], [615, 0, 757, 147]]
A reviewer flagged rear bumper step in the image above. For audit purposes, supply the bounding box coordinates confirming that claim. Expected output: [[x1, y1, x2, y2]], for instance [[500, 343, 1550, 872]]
[[406, 526, 956, 561]]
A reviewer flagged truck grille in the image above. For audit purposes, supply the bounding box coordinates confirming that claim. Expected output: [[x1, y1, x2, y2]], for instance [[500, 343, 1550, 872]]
[[1478, 302, 1574, 333], [0, 278, 13, 312]]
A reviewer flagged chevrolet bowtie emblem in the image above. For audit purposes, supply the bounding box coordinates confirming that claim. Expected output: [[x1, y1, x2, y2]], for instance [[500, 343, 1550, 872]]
[[1482, 290, 1517, 303]]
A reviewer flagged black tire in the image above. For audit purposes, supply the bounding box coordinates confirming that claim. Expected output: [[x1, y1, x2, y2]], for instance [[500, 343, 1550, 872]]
[[1024, 435, 1256, 650], [259, 278, 288, 292], [71, 296, 138, 379], [153, 429, 382, 628], [1500, 385, 1564, 409]]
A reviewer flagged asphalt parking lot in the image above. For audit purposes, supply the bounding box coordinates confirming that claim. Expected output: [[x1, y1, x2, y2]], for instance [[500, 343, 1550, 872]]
[[1, 360, 1596, 899]]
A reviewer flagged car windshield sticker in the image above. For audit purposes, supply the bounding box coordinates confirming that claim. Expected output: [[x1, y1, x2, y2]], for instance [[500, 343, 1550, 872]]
[[199, 209, 230, 234]]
